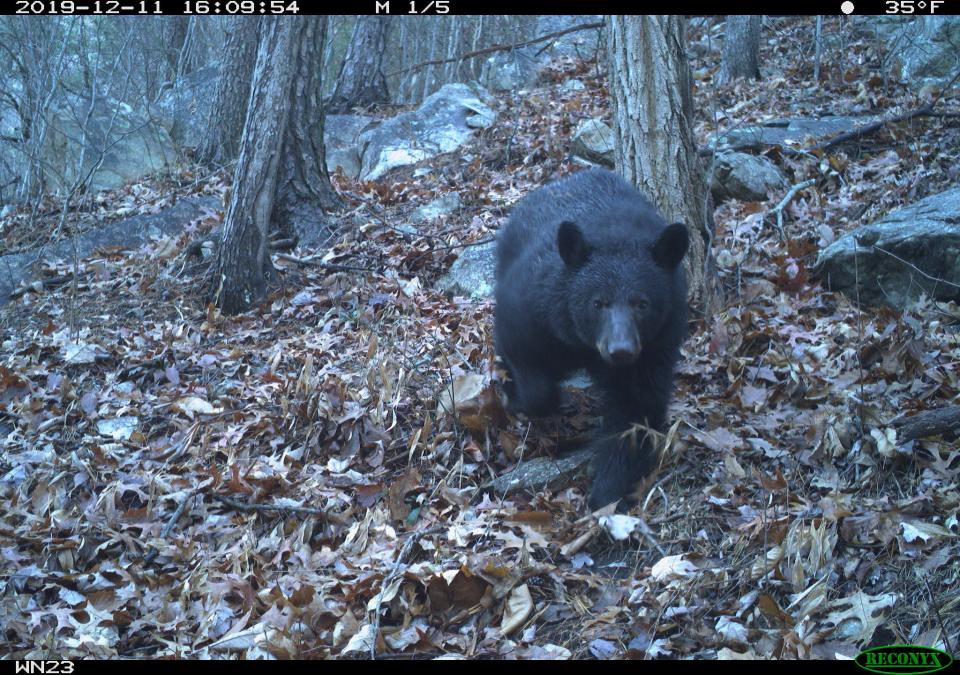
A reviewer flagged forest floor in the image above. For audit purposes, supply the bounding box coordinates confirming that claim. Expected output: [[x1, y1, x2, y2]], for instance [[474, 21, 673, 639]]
[[2, 17, 959, 659]]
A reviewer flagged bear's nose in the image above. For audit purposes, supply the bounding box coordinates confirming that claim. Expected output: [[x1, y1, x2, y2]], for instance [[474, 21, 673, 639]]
[[607, 343, 640, 365]]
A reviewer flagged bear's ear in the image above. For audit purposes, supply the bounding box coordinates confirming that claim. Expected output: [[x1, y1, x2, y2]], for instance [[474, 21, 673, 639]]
[[558, 221, 591, 268], [651, 223, 688, 269]]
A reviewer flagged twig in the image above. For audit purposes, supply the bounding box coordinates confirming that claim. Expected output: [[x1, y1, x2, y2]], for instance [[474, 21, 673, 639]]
[[924, 578, 954, 655], [370, 527, 444, 659], [769, 179, 816, 240], [870, 245, 960, 291], [386, 22, 603, 78], [143, 489, 198, 565], [270, 237, 297, 251], [811, 103, 934, 153], [208, 492, 328, 517], [275, 253, 378, 274], [406, 236, 496, 271], [426, 236, 495, 253], [809, 67, 960, 154], [8, 271, 88, 299], [634, 517, 668, 557]]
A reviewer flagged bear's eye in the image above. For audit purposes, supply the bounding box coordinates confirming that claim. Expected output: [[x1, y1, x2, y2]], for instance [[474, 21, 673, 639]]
[[593, 299, 610, 310], [631, 298, 650, 310]]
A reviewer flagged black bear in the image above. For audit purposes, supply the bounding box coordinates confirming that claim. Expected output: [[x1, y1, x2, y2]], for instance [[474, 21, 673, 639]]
[[494, 168, 688, 510]]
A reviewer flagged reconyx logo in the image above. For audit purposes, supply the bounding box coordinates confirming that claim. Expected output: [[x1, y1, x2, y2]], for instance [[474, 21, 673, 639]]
[[855, 645, 953, 675]]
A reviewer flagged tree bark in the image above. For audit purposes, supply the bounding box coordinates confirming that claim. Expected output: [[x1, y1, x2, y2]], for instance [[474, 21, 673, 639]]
[[327, 16, 390, 113], [166, 16, 190, 78], [717, 16, 762, 85], [606, 15, 717, 313], [273, 15, 340, 247], [216, 16, 338, 315], [196, 17, 259, 166]]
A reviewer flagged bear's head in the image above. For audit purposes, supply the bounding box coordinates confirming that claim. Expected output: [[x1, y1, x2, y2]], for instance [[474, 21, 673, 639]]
[[558, 219, 688, 365]]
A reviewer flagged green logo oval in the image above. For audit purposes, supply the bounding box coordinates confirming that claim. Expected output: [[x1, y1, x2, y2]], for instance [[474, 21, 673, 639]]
[[855, 645, 953, 675]]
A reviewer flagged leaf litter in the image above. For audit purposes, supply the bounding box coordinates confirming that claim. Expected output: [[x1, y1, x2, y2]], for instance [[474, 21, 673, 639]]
[[1, 17, 959, 660]]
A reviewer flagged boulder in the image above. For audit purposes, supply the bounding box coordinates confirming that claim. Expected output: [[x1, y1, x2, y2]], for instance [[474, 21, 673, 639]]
[[711, 151, 787, 202], [570, 119, 614, 167], [816, 187, 960, 308], [358, 83, 496, 181]]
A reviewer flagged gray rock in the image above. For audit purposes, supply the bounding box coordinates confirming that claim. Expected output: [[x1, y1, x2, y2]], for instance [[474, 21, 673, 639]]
[[560, 79, 586, 93], [358, 83, 497, 181], [880, 17, 960, 90], [711, 151, 787, 202], [710, 116, 878, 152], [411, 192, 461, 223], [0, 196, 220, 305], [153, 66, 218, 148], [570, 119, 615, 168], [481, 49, 540, 92], [479, 18, 600, 93], [325, 114, 377, 179], [436, 240, 496, 301], [44, 94, 175, 193], [816, 187, 960, 308], [535, 16, 602, 58]]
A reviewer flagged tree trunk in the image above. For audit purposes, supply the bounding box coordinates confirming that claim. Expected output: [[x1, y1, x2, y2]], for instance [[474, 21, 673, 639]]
[[717, 16, 762, 84], [606, 15, 717, 314], [196, 17, 259, 166], [273, 15, 340, 247], [327, 16, 390, 113], [217, 16, 338, 315], [813, 16, 823, 83], [166, 16, 189, 78]]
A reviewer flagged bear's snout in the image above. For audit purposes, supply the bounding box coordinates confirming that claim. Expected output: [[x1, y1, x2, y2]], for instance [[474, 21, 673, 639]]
[[599, 312, 641, 365], [606, 341, 640, 365]]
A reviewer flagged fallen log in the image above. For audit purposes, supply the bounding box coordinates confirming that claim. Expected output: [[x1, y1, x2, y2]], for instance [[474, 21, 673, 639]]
[[892, 405, 960, 442]]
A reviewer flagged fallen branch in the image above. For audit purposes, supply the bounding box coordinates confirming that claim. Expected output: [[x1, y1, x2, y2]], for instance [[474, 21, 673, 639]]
[[699, 101, 951, 159], [9, 271, 90, 299], [811, 103, 934, 153], [892, 405, 960, 442], [768, 179, 816, 240], [209, 492, 328, 517], [387, 21, 603, 78], [275, 253, 378, 274], [814, 69, 960, 154], [144, 489, 198, 565], [118, 349, 169, 380], [486, 448, 593, 496]]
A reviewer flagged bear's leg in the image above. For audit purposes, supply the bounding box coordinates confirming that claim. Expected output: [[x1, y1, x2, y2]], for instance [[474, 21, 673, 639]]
[[588, 434, 658, 511], [587, 363, 673, 510], [502, 357, 561, 418]]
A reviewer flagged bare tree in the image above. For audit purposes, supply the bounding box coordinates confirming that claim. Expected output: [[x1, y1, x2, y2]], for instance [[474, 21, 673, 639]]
[[165, 17, 190, 77], [216, 16, 339, 315], [716, 16, 762, 84], [327, 16, 390, 113], [813, 16, 823, 83], [0, 18, 72, 203], [385, 16, 537, 104], [196, 17, 260, 166], [606, 15, 716, 312]]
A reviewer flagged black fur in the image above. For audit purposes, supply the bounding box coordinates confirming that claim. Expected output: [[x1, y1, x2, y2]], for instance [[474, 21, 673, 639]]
[[494, 169, 688, 510]]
